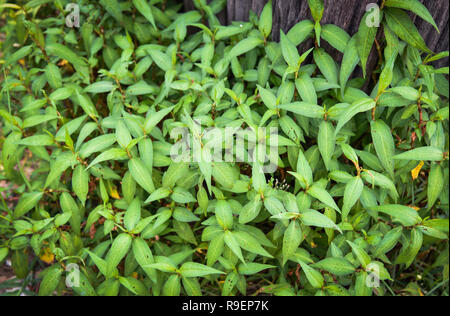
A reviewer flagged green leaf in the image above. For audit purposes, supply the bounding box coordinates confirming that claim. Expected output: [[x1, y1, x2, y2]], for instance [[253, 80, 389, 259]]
[[298, 261, 324, 288], [342, 176, 364, 220], [46, 43, 87, 67], [87, 148, 128, 170], [23, 114, 57, 129], [369, 204, 422, 226], [356, 12, 378, 77], [238, 263, 276, 275], [384, 8, 432, 53], [278, 102, 325, 118], [207, 233, 225, 266], [307, 184, 340, 213], [100, 0, 123, 22], [106, 233, 132, 277], [312, 257, 355, 276], [402, 228, 424, 268], [147, 49, 172, 71], [162, 274, 181, 296], [280, 30, 300, 68], [296, 72, 317, 104], [427, 164, 444, 209], [228, 37, 264, 60], [339, 36, 359, 96], [129, 158, 155, 194], [393, 147, 444, 161], [14, 192, 44, 218], [258, 0, 273, 38], [321, 24, 350, 53], [347, 240, 371, 268], [371, 120, 396, 179], [179, 262, 224, 278], [335, 98, 376, 135], [233, 231, 273, 258], [385, 0, 439, 32], [84, 81, 115, 94], [313, 48, 338, 85], [124, 198, 141, 231], [283, 220, 302, 265], [307, 0, 324, 22], [374, 226, 403, 257], [300, 209, 342, 233], [287, 20, 314, 46], [72, 165, 89, 206], [132, 237, 157, 283], [116, 120, 132, 149], [16, 134, 53, 146], [215, 200, 233, 230], [132, 0, 156, 29], [38, 266, 63, 296], [224, 230, 244, 263], [318, 120, 335, 170], [144, 106, 174, 134]]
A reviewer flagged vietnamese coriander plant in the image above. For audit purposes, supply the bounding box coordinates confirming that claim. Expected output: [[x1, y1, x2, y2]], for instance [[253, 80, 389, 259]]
[[0, 0, 448, 296]]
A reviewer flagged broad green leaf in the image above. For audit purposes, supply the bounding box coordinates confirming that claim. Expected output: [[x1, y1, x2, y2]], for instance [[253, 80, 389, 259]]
[[298, 261, 324, 288], [259, 0, 273, 38], [129, 158, 155, 194], [283, 220, 302, 265], [356, 12, 378, 77], [38, 266, 63, 296], [14, 192, 44, 218], [342, 176, 364, 220], [124, 198, 141, 231], [347, 240, 371, 268], [321, 24, 350, 53], [106, 233, 132, 277], [427, 164, 444, 209], [300, 209, 342, 233], [278, 102, 325, 118], [179, 262, 224, 278], [87, 148, 128, 170], [371, 120, 396, 179], [72, 165, 89, 206], [393, 147, 444, 161], [132, 0, 156, 29], [313, 48, 338, 84], [307, 184, 340, 213], [215, 200, 233, 230], [228, 37, 263, 60], [385, 0, 439, 32], [340, 36, 359, 95], [335, 98, 376, 135], [132, 238, 157, 283], [312, 257, 355, 276], [318, 120, 335, 170], [384, 8, 432, 53], [280, 31, 300, 68], [369, 204, 422, 226]]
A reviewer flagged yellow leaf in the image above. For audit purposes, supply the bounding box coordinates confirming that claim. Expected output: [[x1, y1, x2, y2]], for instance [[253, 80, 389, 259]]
[[40, 247, 54, 264], [411, 161, 424, 180], [109, 188, 121, 200], [58, 59, 69, 66]]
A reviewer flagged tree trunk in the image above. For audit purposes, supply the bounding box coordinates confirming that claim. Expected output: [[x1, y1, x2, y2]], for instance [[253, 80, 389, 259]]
[[183, 0, 449, 67]]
